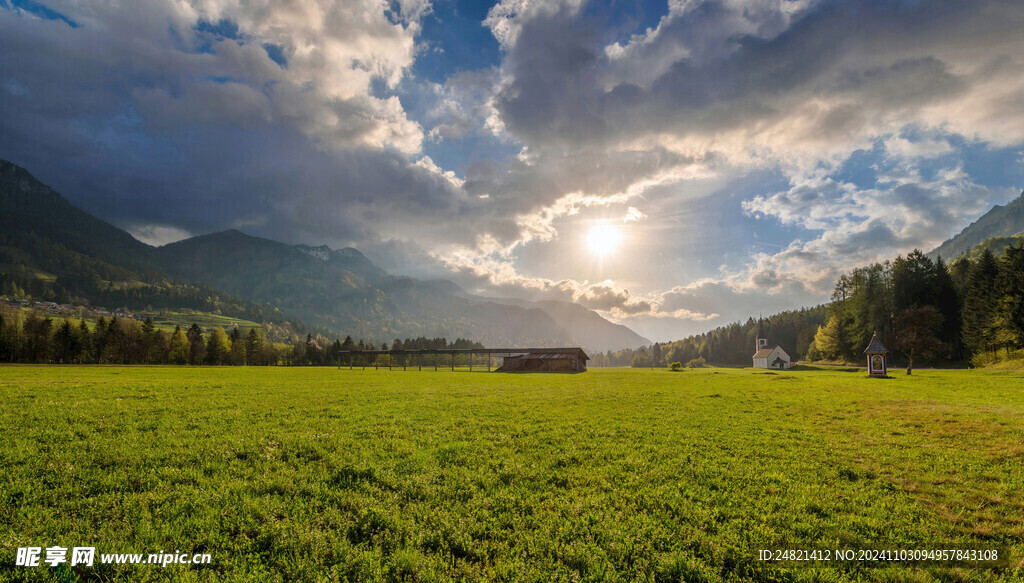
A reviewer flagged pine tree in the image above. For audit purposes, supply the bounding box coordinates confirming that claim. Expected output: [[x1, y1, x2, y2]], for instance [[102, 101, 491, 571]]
[[961, 249, 1000, 359], [186, 323, 206, 365], [206, 327, 231, 365], [77, 319, 93, 363], [996, 243, 1024, 350], [931, 257, 962, 359], [228, 326, 245, 365], [892, 250, 936, 311], [245, 328, 261, 365], [54, 319, 75, 364]]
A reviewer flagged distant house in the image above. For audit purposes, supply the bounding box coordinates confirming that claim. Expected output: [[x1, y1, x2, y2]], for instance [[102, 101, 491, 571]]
[[752, 321, 791, 369], [496, 349, 589, 372]]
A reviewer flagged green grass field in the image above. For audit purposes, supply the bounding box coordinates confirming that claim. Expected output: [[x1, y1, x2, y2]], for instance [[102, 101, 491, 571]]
[[147, 312, 263, 334], [2, 366, 1022, 582]]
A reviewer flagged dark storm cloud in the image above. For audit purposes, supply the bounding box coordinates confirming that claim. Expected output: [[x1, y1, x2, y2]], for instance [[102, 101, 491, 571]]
[[0, 1, 495, 248]]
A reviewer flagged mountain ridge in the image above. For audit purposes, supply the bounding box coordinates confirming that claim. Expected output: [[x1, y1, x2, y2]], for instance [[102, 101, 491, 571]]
[[929, 190, 1024, 260], [0, 158, 650, 352], [157, 227, 651, 351]]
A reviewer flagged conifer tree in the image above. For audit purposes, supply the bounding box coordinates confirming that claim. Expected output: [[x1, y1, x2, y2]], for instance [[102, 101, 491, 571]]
[[229, 326, 245, 365], [931, 257, 962, 358], [961, 249, 1000, 359], [245, 328, 261, 365], [997, 243, 1024, 350], [186, 323, 206, 365], [206, 327, 231, 365], [77, 319, 93, 363]]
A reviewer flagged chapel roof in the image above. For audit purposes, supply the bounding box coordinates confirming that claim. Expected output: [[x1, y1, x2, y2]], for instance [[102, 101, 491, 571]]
[[864, 332, 889, 354]]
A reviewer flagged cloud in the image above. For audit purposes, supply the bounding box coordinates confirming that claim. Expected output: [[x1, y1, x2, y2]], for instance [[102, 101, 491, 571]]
[[742, 166, 1007, 261], [123, 223, 194, 247], [483, 0, 586, 51], [0, 0, 494, 250], [425, 68, 502, 141], [623, 206, 645, 222], [487, 0, 1024, 173], [6, 0, 1024, 346], [882, 134, 954, 160], [1, 0, 429, 154]]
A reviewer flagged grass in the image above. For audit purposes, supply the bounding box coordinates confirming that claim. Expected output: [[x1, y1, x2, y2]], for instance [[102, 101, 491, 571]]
[[16, 310, 262, 335], [986, 358, 1024, 370], [147, 311, 262, 334], [1, 366, 1022, 582]]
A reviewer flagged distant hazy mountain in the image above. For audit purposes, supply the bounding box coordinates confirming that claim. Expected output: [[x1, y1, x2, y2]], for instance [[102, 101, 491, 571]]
[[533, 300, 651, 353], [483, 297, 651, 353], [1, 158, 649, 351], [157, 229, 650, 350], [929, 191, 1024, 260]]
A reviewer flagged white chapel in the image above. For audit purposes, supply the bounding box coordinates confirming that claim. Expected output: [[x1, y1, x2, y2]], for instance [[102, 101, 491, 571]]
[[752, 320, 791, 369]]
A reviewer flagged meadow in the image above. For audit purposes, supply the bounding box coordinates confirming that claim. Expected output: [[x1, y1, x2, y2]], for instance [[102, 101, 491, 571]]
[[1, 365, 1022, 582]]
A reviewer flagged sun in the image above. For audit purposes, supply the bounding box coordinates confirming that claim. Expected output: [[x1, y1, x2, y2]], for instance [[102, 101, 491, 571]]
[[586, 224, 622, 256]]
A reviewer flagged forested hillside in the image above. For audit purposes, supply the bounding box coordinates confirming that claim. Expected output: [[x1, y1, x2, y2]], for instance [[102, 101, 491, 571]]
[[807, 246, 1024, 368], [649, 239, 1024, 370], [929, 191, 1024, 261], [610, 306, 827, 368], [0, 161, 303, 335]]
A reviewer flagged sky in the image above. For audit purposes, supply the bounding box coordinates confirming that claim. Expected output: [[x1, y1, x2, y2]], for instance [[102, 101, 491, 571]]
[[2, 0, 1024, 342]]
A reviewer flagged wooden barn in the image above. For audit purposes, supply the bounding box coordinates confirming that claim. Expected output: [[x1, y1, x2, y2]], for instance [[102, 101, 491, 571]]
[[496, 348, 589, 372]]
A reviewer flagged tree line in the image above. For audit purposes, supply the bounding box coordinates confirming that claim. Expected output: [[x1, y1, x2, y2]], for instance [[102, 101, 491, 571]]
[[645, 243, 1024, 370], [287, 334, 484, 367], [0, 309, 486, 367], [811, 246, 1024, 368], [0, 312, 279, 365], [590, 306, 827, 368]]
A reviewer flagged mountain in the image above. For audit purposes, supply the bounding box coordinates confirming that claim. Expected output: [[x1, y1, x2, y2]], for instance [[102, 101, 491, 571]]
[[0, 159, 155, 271], [929, 191, 1024, 260], [156, 229, 399, 341], [295, 244, 389, 283], [481, 296, 651, 353], [156, 229, 649, 350], [0, 159, 297, 332], [0, 158, 649, 351], [533, 300, 651, 353]]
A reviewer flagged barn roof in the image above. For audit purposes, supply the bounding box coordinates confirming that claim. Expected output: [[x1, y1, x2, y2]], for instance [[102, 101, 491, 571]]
[[864, 333, 889, 354], [507, 351, 589, 360]]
